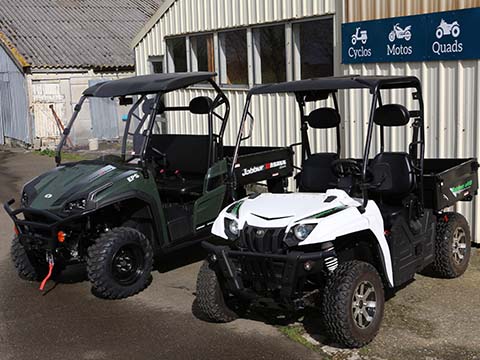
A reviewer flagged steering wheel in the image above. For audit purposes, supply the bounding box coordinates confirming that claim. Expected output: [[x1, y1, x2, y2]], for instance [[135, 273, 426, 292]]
[[150, 147, 168, 168], [331, 159, 363, 178]]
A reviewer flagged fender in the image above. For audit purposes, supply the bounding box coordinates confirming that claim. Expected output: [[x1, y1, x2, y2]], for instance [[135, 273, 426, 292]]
[[94, 190, 168, 250], [296, 202, 394, 287]]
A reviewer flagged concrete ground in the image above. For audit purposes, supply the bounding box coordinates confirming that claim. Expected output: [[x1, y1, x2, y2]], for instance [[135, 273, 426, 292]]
[[0, 150, 479, 360]]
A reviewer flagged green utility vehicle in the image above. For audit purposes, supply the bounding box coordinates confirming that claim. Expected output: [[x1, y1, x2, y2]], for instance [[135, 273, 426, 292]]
[[5, 72, 295, 299]]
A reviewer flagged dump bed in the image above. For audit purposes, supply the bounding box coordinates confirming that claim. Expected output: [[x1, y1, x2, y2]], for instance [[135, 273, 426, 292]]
[[423, 158, 478, 210], [224, 146, 294, 186]]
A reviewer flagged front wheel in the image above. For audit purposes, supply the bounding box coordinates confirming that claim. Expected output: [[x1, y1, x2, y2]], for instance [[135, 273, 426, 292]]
[[11, 236, 48, 281], [87, 227, 153, 299], [194, 261, 239, 322], [436, 28, 444, 39], [322, 261, 385, 348], [432, 212, 471, 278]]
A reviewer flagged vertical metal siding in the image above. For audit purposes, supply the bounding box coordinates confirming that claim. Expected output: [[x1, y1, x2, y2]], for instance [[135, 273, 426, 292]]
[[0, 46, 31, 144], [344, 0, 480, 22], [134, 0, 479, 241], [342, 1, 480, 241]]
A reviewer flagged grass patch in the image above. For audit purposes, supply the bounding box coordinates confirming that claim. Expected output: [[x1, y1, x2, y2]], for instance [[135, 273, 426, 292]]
[[37, 149, 88, 162], [278, 325, 319, 352]]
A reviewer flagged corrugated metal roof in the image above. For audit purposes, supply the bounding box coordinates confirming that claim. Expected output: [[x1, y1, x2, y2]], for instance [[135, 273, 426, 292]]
[[0, 0, 164, 70]]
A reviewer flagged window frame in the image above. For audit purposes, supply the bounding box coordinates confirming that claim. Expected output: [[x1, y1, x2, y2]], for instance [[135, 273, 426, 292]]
[[163, 15, 335, 87], [148, 55, 164, 74]]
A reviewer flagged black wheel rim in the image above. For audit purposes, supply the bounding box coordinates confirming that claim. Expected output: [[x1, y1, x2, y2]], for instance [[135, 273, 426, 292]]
[[111, 244, 145, 285]]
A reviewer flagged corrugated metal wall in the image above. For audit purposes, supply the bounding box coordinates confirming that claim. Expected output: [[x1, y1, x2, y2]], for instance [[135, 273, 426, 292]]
[[344, 0, 480, 22], [134, 0, 336, 75], [342, 0, 480, 240], [134, 0, 480, 241], [0, 46, 31, 144]]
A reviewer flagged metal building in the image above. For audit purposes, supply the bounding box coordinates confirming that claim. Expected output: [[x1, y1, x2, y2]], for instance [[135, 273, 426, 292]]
[[132, 0, 480, 240], [0, 0, 164, 146]]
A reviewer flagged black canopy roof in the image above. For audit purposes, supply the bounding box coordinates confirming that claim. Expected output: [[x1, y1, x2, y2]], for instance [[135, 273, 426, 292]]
[[83, 72, 216, 97], [248, 75, 421, 96]]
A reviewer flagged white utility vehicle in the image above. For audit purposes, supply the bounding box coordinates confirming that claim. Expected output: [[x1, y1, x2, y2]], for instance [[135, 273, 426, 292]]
[[194, 76, 478, 347]]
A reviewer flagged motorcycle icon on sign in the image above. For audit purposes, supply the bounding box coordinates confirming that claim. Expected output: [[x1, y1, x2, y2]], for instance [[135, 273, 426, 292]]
[[351, 27, 368, 45], [389, 23, 412, 42], [436, 19, 460, 39]]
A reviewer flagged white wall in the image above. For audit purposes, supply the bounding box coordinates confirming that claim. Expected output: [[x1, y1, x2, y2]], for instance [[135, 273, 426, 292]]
[[28, 70, 134, 146]]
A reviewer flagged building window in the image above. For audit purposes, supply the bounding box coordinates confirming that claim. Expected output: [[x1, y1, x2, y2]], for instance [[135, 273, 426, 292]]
[[166, 37, 187, 72], [191, 34, 215, 72], [148, 56, 164, 73], [253, 25, 286, 84], [294, 19, 333, 79], [219, 30, 248, 85]]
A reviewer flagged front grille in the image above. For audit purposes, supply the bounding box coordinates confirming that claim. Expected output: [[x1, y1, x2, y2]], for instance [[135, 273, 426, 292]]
[[235, 255, 285, 292], [239, 226, 286, 254]]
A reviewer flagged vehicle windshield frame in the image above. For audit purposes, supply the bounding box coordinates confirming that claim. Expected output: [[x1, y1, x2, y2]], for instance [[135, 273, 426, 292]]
[[55, 74, 229, 169]]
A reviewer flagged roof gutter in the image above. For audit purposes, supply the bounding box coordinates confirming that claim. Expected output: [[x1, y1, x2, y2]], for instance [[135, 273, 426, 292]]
[[131, 0, 176, 49]]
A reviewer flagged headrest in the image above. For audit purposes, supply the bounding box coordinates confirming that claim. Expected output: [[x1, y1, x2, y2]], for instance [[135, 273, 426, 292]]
[[374, 104, 410, 126], [306, 108, 340, 129], [141, 98, 155, 114], [189, 96, 213, 114]]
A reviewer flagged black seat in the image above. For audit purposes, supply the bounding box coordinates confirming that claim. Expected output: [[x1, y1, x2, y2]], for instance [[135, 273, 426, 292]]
[[147, 134, 210, 196], [369, 104, 416, 225], [298, 107, 341, 192], [299, 153, 338, 192], [369, 152, 415, 227]]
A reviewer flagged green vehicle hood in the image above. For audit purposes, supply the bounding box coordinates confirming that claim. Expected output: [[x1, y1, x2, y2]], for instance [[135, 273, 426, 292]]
[[22, 161, 142, 212]]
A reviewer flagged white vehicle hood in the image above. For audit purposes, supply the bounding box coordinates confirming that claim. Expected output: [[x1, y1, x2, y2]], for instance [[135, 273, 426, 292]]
[[212, 189, 363, 235]]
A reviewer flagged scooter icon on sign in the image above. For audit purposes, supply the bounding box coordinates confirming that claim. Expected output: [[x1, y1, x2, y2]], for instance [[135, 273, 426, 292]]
[[436, 19, 460, 39], [389, 23, 412, 42], [351, 27, 368, 45]]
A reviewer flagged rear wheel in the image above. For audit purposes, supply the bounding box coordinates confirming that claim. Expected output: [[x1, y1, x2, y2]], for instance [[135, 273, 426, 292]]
[[322, 261, 385, 348], [432, 212, 471, 278], [194, 260, 239, 322], [87, 227, 153, 299], [11, 236, 48, 281]]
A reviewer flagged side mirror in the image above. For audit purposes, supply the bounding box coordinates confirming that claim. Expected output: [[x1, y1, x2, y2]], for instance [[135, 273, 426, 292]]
[[119, 97, 134, 106]]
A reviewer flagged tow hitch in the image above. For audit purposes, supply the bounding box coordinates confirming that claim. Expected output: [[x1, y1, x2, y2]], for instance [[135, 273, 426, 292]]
[[39, 252, 55, 291]]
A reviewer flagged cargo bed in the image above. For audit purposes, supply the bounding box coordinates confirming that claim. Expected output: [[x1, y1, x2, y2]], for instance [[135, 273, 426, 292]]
[[423, 158, 478, 210]]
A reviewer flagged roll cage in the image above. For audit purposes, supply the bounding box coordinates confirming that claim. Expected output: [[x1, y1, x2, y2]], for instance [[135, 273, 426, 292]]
[[55, 72, 230, 170], [232, 75, 425, 210]]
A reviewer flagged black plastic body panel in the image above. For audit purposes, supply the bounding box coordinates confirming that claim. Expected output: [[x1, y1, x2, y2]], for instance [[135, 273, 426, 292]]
[[423, 158, 478, 210], [232, 147, 294, 186]]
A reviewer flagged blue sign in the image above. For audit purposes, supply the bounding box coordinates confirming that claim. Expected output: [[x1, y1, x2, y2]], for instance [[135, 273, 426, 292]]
[[342, 8, 480, 64]]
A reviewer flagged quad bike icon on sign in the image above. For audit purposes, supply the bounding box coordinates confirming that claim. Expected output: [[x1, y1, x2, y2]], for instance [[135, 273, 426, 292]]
[[436, 19, 461, 39], [389, 23, 412, 42], [351, 27, 368, 45]]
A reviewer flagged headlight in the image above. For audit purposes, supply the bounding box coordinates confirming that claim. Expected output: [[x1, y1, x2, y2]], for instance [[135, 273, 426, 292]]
[[21, 191, 29, 207], [64, 198, 87, 212], [293, 224, 316, 241], [225, 218, 240, 240]]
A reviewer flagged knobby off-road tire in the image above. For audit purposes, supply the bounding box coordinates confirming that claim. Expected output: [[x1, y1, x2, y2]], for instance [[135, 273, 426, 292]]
[[195, 260, 238, 323], [11, 236, 48, 281], [432, 212, 471, 278], [322, 261, 385, 348], [87, 227, 153, 299]]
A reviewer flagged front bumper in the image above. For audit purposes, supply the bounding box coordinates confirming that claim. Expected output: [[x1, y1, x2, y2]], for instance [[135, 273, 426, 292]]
[[203, 241, 336, 309], [4, 199, 70, 250]]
